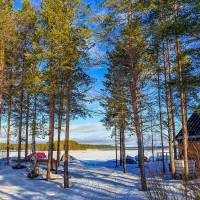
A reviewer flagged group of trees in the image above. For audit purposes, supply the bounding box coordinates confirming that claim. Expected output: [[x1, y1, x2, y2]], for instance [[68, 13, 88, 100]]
[[0, 0, 199, 193], [101, 0, 200, 191], [0, 0, 92, 188]]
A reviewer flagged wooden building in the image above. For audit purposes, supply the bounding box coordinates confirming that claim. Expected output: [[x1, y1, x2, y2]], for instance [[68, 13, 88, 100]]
[[176, 112, 200, 175]]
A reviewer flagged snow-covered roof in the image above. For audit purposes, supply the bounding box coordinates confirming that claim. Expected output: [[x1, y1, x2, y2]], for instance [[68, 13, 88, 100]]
[[176, 112, 200, 141]]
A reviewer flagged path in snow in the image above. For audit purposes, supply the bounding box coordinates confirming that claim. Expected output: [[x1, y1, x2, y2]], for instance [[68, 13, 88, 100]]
[[0, 160, 147, 200]]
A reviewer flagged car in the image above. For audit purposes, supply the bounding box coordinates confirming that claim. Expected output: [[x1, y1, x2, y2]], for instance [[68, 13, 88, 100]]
[[27, 152, 47, 161], [134, 155, 149, 162], [126, 155, 137, 164]]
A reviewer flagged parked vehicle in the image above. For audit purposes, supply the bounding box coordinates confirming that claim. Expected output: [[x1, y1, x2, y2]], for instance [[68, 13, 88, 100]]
[[27, 152, 47, 161], [134, 155, 149, 162], [126, 155, 149, 164], [126, 155, 137, 164]]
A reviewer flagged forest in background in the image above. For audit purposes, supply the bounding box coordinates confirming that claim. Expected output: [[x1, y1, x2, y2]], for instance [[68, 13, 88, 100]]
[[0, 140, 113, 151]]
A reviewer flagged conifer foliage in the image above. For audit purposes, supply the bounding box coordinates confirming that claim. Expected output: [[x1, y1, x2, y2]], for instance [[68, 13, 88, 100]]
[[100, 0, 200, 190], [0, 0, 91, 188], [0, 0, 199, 193]]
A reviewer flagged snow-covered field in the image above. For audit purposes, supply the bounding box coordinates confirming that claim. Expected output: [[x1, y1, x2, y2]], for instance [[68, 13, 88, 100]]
[[0, 149, 168, 200], [0, 147, 167, 161]]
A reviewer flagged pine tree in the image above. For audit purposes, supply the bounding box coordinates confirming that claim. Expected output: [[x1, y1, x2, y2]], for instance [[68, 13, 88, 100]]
[[0, 0, 16, 142], [100, 0, 156, 190], [141, 0, 200, 179], [101, 46, 130, 174], [14, 0, 37, 162], [40, 0, 91, 187]]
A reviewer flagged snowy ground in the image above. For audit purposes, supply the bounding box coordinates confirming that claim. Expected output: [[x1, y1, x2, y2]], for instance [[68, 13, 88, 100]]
[[0, 149, 169, 200], [1, 148, 167, 161]]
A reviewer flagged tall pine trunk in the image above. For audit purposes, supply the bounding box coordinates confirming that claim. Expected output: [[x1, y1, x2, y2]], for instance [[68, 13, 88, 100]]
[[122, 130, 126, 174], [0, 104, 2, 144], [64, 81, 71, 188], [166, 40, 177, 159], [0, 40, 4, 142], [120, 105, 126, 173], [32, 95, 37, 154], [114, 121, 118, 167], [174, 0, 189, 179], [6, 89, 12, 164], [130, 80, 147, 191], [176, 36, 189, 179], [121, 128, 126, 174], [157, 64, 166, 175], [162, 43, 175, 177], [25, 94, 30, 160], [151, 119, 154, 162], [119, 129, 122, 166], [7, 59, 13, 164], [47, 75, 55, 180], [56, 90, 63, 174], [18, 90, 24, 162]]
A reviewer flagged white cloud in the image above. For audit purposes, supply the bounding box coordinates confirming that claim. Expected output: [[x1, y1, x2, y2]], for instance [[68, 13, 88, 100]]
[[70, 122, 107, 134], [72, 136, 112, 145]]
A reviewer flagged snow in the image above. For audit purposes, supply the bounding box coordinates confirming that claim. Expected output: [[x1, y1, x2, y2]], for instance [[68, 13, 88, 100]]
[[0, 149, 148, 200], [2, 148, 167, 162], [0, 149, 194, 199], [0, 149, 169, 200]]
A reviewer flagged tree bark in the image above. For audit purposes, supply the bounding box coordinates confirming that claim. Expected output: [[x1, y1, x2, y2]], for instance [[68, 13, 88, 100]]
[[32, 95, 37, 154], [130, 80, 147, 191], [47, 84, 55, 180], [120, 104, 126, 174], [25, 94, 30, 160], [56, 90, 63, 174], [114, 121, 118, 167], [6, 89, 12, 164], [174, 0, 189, 180], [64, 81, 71, 188], [162, 43, 176, 177], [176, 36, 189, 179], [18, 89, 24, 162], [166, 40, 177, 159], [0, 40, 4, 143], [119, 129, 122, 166], [157, 64, 166, 175], [0, 104, 2, 145], [122, 130, 126, 174], [151, 119, 154, 162], [121, 127, 126, 174]]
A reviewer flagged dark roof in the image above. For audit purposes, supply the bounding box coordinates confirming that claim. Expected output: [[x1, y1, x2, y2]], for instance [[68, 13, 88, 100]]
[[176, 112, 200, 141]]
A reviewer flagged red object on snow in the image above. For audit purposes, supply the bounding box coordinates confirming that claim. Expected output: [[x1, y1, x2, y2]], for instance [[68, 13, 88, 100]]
[[27, 152, 47, 160]]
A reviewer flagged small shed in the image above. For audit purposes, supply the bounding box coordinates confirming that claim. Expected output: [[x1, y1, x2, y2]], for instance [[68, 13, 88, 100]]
[[176, 112, 200, 175]]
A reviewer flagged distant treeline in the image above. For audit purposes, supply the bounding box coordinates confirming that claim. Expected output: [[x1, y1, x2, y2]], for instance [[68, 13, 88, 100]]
[[126, 146, 169, 150], [0, 140, 113, 151]]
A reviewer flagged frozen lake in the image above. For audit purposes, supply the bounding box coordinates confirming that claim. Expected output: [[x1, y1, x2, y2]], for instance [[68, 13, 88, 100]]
[[0, 147, 169, 162]]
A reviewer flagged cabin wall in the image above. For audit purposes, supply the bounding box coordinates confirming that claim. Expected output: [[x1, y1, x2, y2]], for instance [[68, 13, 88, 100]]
[[178, 141, 200, 175]]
